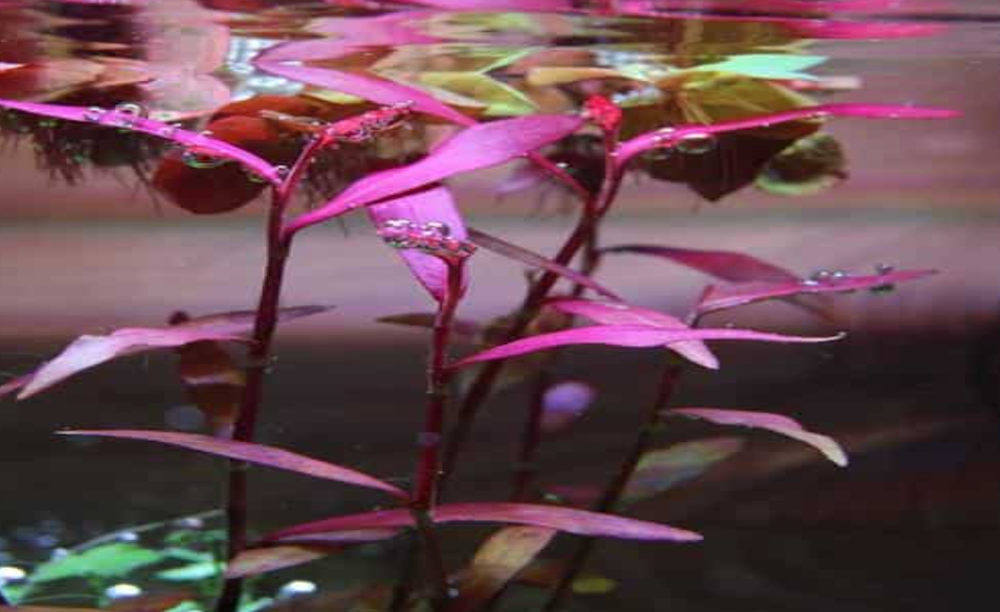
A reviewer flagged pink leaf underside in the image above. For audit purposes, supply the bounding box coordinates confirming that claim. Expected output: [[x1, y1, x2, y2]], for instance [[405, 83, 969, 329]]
[[289, 115, 583, 231], [467, 228, 619, 301], [266, 502, 702, 542], [668, 407, 848, 467], [0, 99, 281, 184], [699, 269, 937, 314], [224, 528, 402, 578], [604, 245, 800, 284], [451, 325, 843, 370], [7, 306, 329, 400], [547, 298, 718, 369], [369, 185, 468, 302], [59, 429, 410, 499], [618, 103, 960, 166]]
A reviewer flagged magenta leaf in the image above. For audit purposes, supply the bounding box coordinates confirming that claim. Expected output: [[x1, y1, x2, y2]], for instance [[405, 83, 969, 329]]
[[0, 99, 282, 185], [254, 62, 473, 126], [452, 325, 842, 370], [7, 306, 330, 400], [267, 502, 701, 542], [399, 0, 575, 10], [468, 229, 620, 301], [698, 268, 937, 314], [667, 408, 848, 467], [547, 298, 717, 369], [541, 381, 596, 433], [618, 103, 959, 166], [369, 186, 470, 302], [287, 115, 582, 232], [59, 430, 410, 499], [603, 244, 800, 284]]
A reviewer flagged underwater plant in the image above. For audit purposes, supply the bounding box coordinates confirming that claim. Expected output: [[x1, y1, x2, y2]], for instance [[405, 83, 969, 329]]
[[0, 2, 960, 612]]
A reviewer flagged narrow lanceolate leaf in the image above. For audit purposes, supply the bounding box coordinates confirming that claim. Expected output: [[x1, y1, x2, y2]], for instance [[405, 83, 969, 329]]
[[225, 528, 401, 579], [468, 229, 620, 301], [667, 408, 848, 467], [369, 186, 469, 302], [10, 306, 330, 400], [621, 437, 745, 506], [697, 268, 937, 314], [602, 244, 800, 284], [449, 526, 557, 612], [377, 313, 481, 340], [225, 545, 329, 579], [0, 99, 282, 184], [266, 502, 702, 542], [287, 115, 583, 232], [254, 62, 474, 126], [59, 430, 410, 499], [547, 298, 717, 369], [451, 325, 843, 370], [618, 103, 960, 166]]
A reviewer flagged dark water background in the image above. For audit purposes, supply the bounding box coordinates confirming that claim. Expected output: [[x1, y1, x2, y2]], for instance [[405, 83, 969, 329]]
[[1, 1, 999, 611]]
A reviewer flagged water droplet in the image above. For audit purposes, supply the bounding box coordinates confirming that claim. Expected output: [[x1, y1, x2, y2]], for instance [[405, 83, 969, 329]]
[[278, 580, 317, 598], [173, 516, 205, 529], [424, 221, 451, 237], [105, 583, 143, 600], [182, 149, 226, 169], [875, 263, 894, 275], [113, 102, 147, 120], [809, 269, 835, 283], [0, 565, 26, 583], [676, 132, 716, 155], [49, 547, 69, 560], [116, 531, 139, 542], [83, 106, 106, 122], [274, 164, 290, 179]]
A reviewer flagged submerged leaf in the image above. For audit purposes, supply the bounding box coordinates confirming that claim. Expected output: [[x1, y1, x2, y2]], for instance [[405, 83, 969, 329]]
[[27, 543, 162, 583], [668, 407, 848, 466], [225, 545, 330, 579], [59, 430, 410, 499], [267, 502, 702, 542], [547, 298, 717, 369], [621, 437, 745, 506], [287, 115, 583, 231], [449, 526, 557, 612], [451, 325, 843, 369], [602, 244, 800, 283]]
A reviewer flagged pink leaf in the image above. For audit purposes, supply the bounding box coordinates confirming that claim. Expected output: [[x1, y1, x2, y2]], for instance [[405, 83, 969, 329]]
[[603, 244, 800, 284], [287, 115, 582, 232], [9, 306, 330, 400], [468, 229, 620, 301], [267, 502, 701, 542], [0, 99, 282, 184], [452, 325, 842, 369], [547, 298, 717, 369], [254, 62, 472, 126], [668, 408, 848, 467], [59, 430, 410, 499], [618, 103, 960, 166], [394, 0, 575, 9], [698, 269, 937, 314], [369, 186, 469, 302]]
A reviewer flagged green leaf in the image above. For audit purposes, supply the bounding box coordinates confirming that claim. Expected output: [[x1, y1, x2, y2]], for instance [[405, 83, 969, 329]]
[[157, 561, 221, 581], [28, 543, 163, 583], [621, 437, 745, 506], [419, 71, 538, 116], [686, 54, 826, 81]]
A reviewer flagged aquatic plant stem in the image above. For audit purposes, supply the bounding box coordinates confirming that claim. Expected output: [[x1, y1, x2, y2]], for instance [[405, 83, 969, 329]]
[[215, 192, 293, 612], [542, 361, 682, 612], [511, 370, 550, 501], [440, 141, 626, 495], [409, 262, 465, 609]]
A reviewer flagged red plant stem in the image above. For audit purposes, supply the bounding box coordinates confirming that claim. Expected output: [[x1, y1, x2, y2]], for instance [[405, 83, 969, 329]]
[[543, 362, 683, 612], [511, 370, 551, 501], [440, 140, 626, 495], [409, 261, 465, 608]]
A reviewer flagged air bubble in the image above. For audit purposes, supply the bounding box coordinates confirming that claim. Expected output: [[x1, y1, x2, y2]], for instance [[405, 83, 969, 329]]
[[113, 102, 147, 121], [157, 125, 178, 139], [676, 132, 716, 155], [875, 263, 894, 275], [274, 165, 290, 179], [0, 565, 26, 583], [278, 580, 318, 598], [417, 432, 441, 447], [83, 106, 106, 122], [116, 531, 139, 543], [105, 583, 143, 600]]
